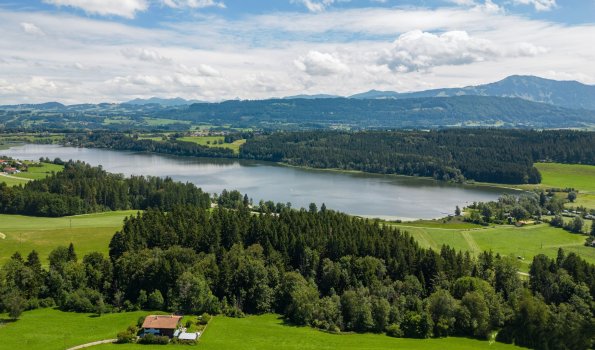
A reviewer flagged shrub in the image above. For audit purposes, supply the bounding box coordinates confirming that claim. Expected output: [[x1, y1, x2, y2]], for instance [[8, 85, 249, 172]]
[[198, 313, 212, 325], [116, 331, 136, 344], [386, 323, 403, 338], [138, 334, 169, 345]]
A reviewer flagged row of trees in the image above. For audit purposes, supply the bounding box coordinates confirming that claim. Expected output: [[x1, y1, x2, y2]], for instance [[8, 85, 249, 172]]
[[0, 161, 210, 216]]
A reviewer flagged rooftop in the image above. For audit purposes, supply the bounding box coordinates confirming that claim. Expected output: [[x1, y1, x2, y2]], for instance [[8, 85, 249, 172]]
[[141, 315, 182, 330]]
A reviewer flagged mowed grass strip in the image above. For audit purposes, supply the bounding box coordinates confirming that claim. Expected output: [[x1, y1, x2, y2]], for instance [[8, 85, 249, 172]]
[[177, 136, 246, 154], [94, 314, 524, 350], [0, 211, 136, 264], [0, 308, 149, 350]]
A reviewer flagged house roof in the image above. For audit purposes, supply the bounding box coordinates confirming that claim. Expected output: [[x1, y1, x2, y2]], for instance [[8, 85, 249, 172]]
[[141, 315, 182, 330], [178, 332, 199, 340]]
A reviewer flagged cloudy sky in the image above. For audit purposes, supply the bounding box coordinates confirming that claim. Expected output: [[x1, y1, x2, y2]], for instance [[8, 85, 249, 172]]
[[0, 0, 594, 104]]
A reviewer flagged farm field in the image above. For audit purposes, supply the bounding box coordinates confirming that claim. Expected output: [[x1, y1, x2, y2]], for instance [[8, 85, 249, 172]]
[[177, 135, 246, 154], [390, 222, 594, 271], [0, 308, 148, 350], [0, 161, 63, 186], [534, 162, 595, 193], [0, 211, 136, 264], [93, 313, 523, 350]]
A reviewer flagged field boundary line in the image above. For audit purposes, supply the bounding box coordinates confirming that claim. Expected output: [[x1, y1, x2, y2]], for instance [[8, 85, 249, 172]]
[[65, 338, 117, 350]]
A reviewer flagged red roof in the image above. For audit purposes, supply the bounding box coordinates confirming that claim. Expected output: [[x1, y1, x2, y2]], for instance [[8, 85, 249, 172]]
[[141, 315, 182, 330]]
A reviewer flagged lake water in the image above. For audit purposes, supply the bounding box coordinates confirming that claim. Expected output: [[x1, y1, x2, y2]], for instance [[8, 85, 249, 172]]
[[2, 144, 518, 220]]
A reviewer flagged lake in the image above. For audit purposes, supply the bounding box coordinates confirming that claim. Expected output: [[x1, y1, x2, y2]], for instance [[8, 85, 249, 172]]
[[2, 144, 518, 220]]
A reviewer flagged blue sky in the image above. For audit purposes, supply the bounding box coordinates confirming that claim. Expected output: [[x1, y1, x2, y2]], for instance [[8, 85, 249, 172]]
[[0, 0, 594, 103]]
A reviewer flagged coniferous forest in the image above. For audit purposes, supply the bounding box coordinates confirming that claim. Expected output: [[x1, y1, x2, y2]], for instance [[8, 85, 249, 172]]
[[65, 129, 595, 184], [0, 163, 594, 349]]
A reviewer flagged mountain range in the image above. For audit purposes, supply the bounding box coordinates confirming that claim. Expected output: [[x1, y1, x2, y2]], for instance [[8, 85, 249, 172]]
[[348, 75, 595, 111]]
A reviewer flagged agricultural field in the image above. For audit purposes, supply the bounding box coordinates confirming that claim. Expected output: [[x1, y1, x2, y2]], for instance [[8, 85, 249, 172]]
[[534, 163, 595, 193], [93, 313, 523, 350], [0, 161, 63, 186], [0, 308, 148, 350], [390, 221, 594, 271], [0, 211, 136, 265], [177, 135, 246, 154]]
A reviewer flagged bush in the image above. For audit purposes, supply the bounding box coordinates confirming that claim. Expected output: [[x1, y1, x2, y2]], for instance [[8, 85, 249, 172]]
[[198, 313, 212, 325], [386, 323, 404, 338], [116, 331, 136, 344], [138, 334, 169, 345]]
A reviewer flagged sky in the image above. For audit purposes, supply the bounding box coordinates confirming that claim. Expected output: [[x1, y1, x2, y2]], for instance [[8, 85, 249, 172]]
[[0, 0, 594, 104]]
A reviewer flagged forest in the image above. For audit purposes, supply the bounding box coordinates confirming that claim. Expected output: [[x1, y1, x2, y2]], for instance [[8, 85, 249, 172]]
[[63, 129, 595, 184], [1, 203, 594, 350], [0, 161, 211, 216]]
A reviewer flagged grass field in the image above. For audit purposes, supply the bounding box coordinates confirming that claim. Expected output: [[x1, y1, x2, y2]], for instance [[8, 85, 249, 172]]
[[94, 313, 523, 350], [0, 211, 136, 264], [177, 136, 246, 154], [390, 222, 594, 271], [0, 162, 63, 187], [0, 308, 149, 350], [535, 163, 595, 193]]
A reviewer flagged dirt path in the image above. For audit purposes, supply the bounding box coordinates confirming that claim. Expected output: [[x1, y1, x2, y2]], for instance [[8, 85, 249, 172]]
[[65, 339, 117, 350], [0, 173, 31, 181]]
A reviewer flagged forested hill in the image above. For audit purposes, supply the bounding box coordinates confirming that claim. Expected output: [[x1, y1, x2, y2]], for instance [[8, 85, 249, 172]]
[[178, 95, 595, 129], [241, 129, 595, 184]]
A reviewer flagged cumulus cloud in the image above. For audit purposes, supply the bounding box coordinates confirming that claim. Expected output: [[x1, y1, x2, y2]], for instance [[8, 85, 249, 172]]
[[121, 48, 173, 64], [378, 30, 545, 73], [292, 0, 336, 13], [513, 0, 557, 11], [295, 51, 350, 76], [42, 0, 149, 19], [20, 22, 45, 36], [178, 64, 220, 77]]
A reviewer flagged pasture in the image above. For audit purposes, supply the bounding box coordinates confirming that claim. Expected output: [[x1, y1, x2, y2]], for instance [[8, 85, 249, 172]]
[[94, 313, 523, 350], [390, 221, 594, 271], [0, 211, 136, 264], [177, 136, 246, 154], [0, 308, 148, 350]]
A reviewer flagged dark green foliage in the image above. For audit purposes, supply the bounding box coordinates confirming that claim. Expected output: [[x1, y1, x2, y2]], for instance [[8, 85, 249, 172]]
[[0, 161, 210, 217], [138, 334, 169, 345], [241, 129, 594, 184]]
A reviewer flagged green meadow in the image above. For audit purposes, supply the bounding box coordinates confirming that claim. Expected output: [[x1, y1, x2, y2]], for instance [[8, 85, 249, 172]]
[[390, 222, 594, 271], [93, 313, 523, 350], [0, 162, 63, 187], [177, 136, 246, 154], [535, 162, 595, 193], [0, 308, 148, 350], [0, 211, 136, 264]]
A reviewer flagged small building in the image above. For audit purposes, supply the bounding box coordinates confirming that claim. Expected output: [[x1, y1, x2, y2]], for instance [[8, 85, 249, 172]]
[[178, 332, 200, 341], [141, 315, 182, 338], [3, 167, 17, 174]]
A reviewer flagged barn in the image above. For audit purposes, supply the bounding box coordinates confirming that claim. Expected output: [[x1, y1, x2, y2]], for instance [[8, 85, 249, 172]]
[[141, 315, 182, 338]]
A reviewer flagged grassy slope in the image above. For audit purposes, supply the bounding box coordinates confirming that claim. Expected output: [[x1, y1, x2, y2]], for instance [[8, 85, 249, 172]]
[[390, 222, 594, 271], [0, 162, 63, 186], [0, 308, 147, 350], [95, 314, 523, 350], [535, 163, 595, 193], [177, 136, 246, 154], [0, 211, 136, 264]]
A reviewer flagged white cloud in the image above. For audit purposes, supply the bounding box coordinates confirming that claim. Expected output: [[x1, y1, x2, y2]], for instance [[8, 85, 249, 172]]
[[513, 0, 557, 11], [121, 48, 173, 64], [295, 51, 350, 76], [292, 0, 336, 12], [42, 0, 149, 19], [378, 30, 544, 73], [20, 22, 45, 36], [162, 0, 226, 9]]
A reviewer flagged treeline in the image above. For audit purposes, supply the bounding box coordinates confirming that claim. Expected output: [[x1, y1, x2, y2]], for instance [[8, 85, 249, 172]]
[[0, 161, 210, 216], [65, 133, 235, 158], [241, 129, 594, 184], [1, 204, 593, 349]]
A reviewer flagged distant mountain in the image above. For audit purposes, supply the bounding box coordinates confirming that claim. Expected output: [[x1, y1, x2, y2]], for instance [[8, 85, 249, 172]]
[[0, 101, 66, 110], [349, 90, 400, 99], [181, 95, 595, 129], [350, 75, 595, 110], [282, 94, 340, 99], [124, 97, 204, 106]]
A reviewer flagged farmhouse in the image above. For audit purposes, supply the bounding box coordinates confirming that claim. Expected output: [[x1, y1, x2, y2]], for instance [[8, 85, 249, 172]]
[[3, 167, 17, 174], [141, 315, 182, 338]]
